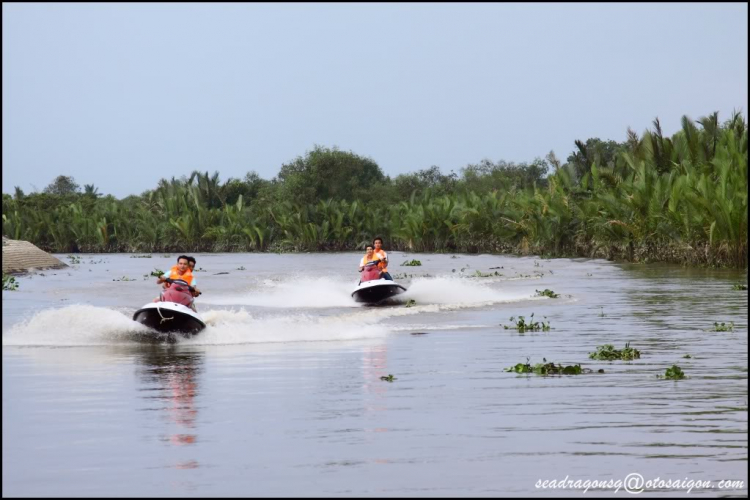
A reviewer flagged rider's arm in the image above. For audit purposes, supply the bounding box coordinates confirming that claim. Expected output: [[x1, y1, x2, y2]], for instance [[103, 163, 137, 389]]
[[191, 277, 201, 296]]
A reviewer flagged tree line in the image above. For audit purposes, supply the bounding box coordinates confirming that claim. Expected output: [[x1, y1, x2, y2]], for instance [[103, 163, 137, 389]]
[[2, 111, 747, 267]]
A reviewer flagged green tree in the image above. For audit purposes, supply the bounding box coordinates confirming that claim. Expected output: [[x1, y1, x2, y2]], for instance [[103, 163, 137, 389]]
[[43, 175, 80, 195], [276, 145, 386, 204]]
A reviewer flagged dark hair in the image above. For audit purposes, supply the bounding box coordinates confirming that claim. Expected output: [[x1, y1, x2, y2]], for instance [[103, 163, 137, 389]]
[[365, 244, 373, 250], [187, 256, 196, 266], [177, 255, 190, 264], [373, 237, 383, 244]]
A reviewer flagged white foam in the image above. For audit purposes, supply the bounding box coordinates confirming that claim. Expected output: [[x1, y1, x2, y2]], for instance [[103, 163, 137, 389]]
[[200, 277, 357, 308], [185, 308, 386, 345], [402, 276, 532, 305], [2, 304, 149, 346], [2, 276, 542, 347]]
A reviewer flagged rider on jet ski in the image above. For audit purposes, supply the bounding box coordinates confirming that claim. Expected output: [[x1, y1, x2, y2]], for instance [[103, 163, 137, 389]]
[[155, 255, 198, 311], [359, 245, 381, 273]]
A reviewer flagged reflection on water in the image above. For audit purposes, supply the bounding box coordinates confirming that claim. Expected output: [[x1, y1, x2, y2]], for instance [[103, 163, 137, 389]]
[[135, 347, 202, 466]]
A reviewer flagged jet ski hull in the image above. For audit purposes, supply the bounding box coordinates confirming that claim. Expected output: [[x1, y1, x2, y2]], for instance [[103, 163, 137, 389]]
[[133, 302, 206, 342], [351, 279, 407, 304]]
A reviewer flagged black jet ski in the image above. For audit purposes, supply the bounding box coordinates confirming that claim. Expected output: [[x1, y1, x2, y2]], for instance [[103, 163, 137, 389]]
[[133, 278, 205, 342], [351, 261, 406, 304]]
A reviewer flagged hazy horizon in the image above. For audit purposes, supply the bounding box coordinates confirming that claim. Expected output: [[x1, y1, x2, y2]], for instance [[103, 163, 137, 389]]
[[3, 3, 747, 198]]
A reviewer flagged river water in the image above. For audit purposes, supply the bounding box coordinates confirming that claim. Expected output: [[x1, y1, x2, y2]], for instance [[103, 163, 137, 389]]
[[2, 252, 747, 497]]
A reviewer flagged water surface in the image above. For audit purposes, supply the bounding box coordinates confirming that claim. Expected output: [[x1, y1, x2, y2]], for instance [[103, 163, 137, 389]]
[[3, 253, 747, 496]]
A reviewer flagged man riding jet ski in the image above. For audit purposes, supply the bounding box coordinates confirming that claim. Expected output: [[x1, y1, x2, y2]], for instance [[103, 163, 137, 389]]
[[133, 255, 206, 340], [351, 244, 406, 304]]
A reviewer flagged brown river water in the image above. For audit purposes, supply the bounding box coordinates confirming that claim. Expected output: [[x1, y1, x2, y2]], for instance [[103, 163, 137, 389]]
[[2, 252, 747, 496]]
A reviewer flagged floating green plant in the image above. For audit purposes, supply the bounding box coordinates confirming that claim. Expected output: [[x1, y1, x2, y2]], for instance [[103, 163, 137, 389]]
[[3, 273, 19, 291], [380, 374, 397, 382], [504, 358, 598, 375], [535, 289, 559, 298], [150, 268, 165, 277], [67, 255, 81, 264], [682, 354, 693, 359], [113, 276, 136, 282], [472, 270, 501, 277], [401, 260, 422, 266], [709, 322, 735, 332], [236, 266, 246, 270], [589, 343, 641, 361], [657, 365, 686, 380], [194, 267, 207, 272], [405, 299, 417, 308], [130, 254, 152, 258], [503, 313, 550, 332], [732, 284, 748, 290]]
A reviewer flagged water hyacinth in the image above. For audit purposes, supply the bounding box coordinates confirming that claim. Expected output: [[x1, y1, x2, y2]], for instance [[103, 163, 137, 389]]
[[658, 365, 687, 380], [401, 260, 422, 266], [589, 343, 641, 361], [504, 358, 601, 376], [503, 313, 551, 332], [3, 273, 19, 291]]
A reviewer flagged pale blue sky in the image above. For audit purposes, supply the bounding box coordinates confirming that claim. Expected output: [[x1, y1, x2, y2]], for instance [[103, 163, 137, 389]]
[[3, 3, 747, 198]]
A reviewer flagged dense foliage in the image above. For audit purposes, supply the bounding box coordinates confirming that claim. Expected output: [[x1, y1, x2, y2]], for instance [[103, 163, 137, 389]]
[[3, 112, 747, 267]]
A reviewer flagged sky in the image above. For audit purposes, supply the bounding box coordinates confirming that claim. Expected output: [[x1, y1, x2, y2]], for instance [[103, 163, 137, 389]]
[[2, 3, 748, 199]]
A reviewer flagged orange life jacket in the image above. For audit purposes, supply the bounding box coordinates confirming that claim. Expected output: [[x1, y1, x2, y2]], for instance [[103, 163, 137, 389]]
[[373, 249, 388, 272], [360, 254, 379, 267], [167, 265, 194, 286]]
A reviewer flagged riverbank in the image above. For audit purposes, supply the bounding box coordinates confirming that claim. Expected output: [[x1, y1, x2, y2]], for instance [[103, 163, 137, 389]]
[[2, 237, 68, 275]]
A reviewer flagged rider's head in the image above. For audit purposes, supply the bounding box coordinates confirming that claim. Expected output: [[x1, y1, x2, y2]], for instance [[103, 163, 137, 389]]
[[186, 256, 196, 270], [176, 255, 190, 273], [365, 245, 374, 256], [373, 237, 383, 249]]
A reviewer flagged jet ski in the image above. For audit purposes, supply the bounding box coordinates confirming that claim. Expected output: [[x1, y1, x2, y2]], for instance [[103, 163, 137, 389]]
[[133, 278, 205, 342], [351, 261, 407, 304]]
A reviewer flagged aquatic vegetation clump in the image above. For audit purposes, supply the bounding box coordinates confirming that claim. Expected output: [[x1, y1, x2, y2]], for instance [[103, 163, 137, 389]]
[[150, 268, 165, 277], [657, 365, 686, 380], [709, 321, 734, 332], [535, 288, 559, 298], [589, 342, 641, 361], [401, 259, 422, 266], [380, 374, 397, 382], [505, 358, 599, 376], [405, 299, 417, 308], [3, 273, 19, 291], [471, 270, 501, 277], [130, 254, 152, 258], [503, 313, 550, 332], [732, 284, 748, 290], [112, 276, 136, 282], [67, 255, 81, 264]]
